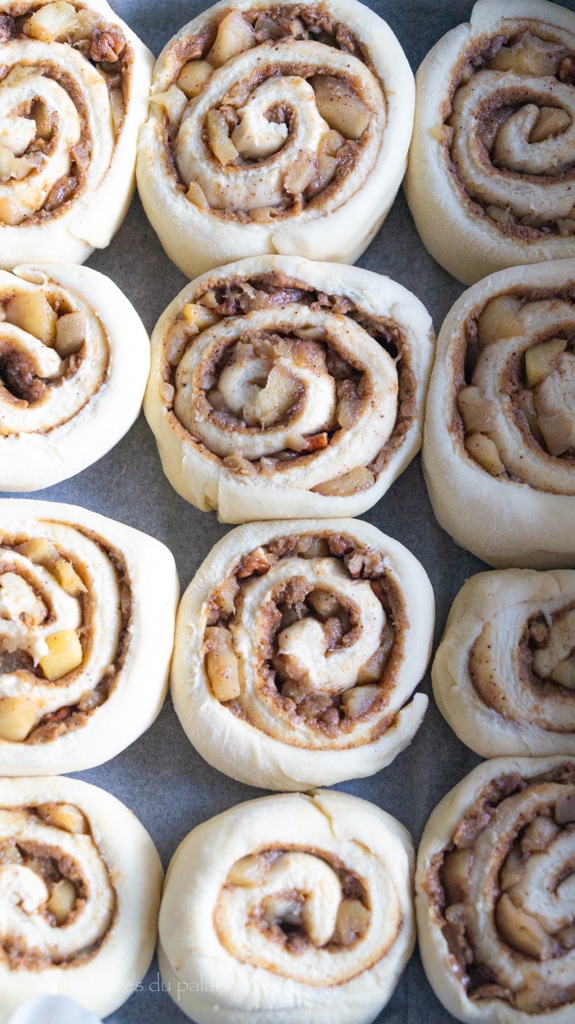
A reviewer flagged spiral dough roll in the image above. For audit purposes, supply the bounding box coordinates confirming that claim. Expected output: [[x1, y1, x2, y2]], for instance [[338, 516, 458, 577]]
[[0, 774, 162, 1022], [0, 264, 150, 490], [159, 789, 414, 1024], [405, 0, 575, 284], [0, 0, 153, 267], [171, 518, 433, 790], [423, 258, 575, 568], [0, 498, 178, 775], [145, 254, 434, 522], [433, 569, 575, 758], [417, 756, 575, 1024], [136, 0, 414, 277]]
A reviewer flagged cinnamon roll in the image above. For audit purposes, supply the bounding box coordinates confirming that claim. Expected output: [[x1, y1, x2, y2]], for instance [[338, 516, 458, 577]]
[[0, 774, 162, 1022], [0, 0, 153, 267], [136, 0, 414, 277], [159, 789, 414, 1024], [171, 518, 433, 790], [433, 569, 575, 758], [0, 498, 178, 774], [417, 756, 575, 1024], [0, 264, 150, 491], [144, 254, 434, 522], [405, 0, 575, 284], [422, 258, 575, 568]]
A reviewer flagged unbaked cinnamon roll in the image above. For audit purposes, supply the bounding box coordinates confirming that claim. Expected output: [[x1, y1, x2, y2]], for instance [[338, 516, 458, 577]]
[[433, 569, 575, 758], [145, 254, 434, 521], [0, 498, 178, 774], [417, 756, 575, 1024], [136, 0, 414, 277], [171, 518, 433, 790], [0, 0, 153, 267], [405, 0, 575, 284], [159, 789, 414, 1024], [0, 264, 150, 490], [0, 774, 162, 1023], [423, 258, 575, 568]]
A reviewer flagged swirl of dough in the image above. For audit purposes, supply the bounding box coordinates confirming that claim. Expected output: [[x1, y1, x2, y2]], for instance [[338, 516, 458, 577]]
[[0, 0, 153, 267], [145, 254, 434, 522], [159, 789, 415, 1024], [0, 775, 162, 1022], [171, 518, 433, 790], [136, 0, 414, 276], [405, 0, 575, 284], [0, 264, 150, 490], [0, 498, 178, 775], [433, 569, 575, 757], [417, 757, 575, 1024], [422, 258, 575, 568]]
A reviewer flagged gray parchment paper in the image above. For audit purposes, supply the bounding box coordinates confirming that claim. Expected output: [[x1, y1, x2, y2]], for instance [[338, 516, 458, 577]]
[[5, 1, 573, 1021]]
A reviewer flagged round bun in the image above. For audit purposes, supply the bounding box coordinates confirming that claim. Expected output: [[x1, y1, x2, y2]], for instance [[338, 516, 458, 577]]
[[144, 254, 434, 521], [0, 0, 153, 266], [0, 774, 162, 1023], [405, 0, 575, 284], [0, 264, 150, 490], [0, 498, 178, 774], [159, 789, 415, 1024], [417, 756, 575, 1024], [171, 517, 433, 790], [136, 0, 414, 277], [422, 258, 575, 568]]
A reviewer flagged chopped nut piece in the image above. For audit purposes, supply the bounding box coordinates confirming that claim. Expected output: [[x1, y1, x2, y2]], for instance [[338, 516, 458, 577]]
[[177, 60, 213, 98], [5, 291, 57, 346], [39, 630, 83, 681], [204, 626, 241, 701], [464, 433, 505, 476], [207, 12, 255, 67], [47, 878, 77, 924], [0, 696, 37, 741]]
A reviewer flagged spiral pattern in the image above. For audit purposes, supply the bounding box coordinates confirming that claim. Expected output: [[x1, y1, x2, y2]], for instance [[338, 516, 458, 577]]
[[0, 1, 153, 267], [0, 499, 177, 775], [417, 758, 575, 1023], [171, 518, 433, 790], [433, 569, 575, 758], [0, 775, 162, 1022], [405, 0, 575, 283], [159, 789, 414, 1024], [136, 0, 414, 276], [0, 264, 150, 490], [422, 258, 575, 568], [145, 254, 434, 522]]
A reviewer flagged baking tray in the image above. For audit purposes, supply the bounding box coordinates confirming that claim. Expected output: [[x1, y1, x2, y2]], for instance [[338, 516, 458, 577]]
[[5, 0, 570, 1020]]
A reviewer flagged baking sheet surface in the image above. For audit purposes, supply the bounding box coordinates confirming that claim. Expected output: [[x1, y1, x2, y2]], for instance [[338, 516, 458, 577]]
[[5, 0, 570, 1020]]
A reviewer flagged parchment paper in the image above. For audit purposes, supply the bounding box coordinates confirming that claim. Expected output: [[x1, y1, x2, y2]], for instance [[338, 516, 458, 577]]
[[5, 1, 571, 1021]]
